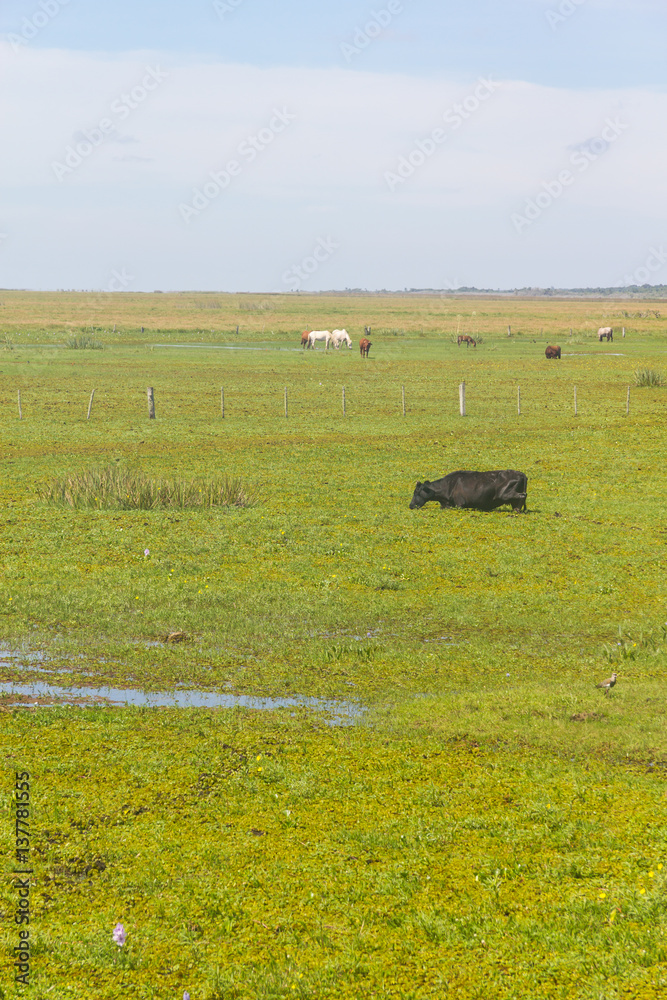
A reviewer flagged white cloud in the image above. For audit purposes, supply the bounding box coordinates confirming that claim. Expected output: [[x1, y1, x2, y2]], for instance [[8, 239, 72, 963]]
[[1, 42, 666, 289]]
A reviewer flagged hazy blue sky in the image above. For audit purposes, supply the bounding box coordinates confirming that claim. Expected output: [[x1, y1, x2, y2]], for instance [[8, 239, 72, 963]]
[[2, 0, 666, 291]]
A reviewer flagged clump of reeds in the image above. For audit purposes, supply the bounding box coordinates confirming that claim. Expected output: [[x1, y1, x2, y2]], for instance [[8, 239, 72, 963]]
[[39, 467, 258, 510], [633, 368, 664, 387], [66, 335, 103, 350]]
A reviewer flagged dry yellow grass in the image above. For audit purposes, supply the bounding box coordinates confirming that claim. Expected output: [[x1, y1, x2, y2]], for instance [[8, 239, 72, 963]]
[[1, 289, 663, 344]]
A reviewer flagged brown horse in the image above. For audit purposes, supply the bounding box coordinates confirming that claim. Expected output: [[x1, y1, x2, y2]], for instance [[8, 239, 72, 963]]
[[545, 345, 561, 359], [458, 334, 476, 348], [300, 331, 310, 349], [359, 337, 372, 357]]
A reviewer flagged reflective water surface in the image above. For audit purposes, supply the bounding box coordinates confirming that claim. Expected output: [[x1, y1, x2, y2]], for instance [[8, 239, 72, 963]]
[[0, 648, 365, 724]]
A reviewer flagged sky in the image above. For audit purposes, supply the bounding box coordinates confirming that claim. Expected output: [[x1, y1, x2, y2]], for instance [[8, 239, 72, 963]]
[[1, 0, 666, 292]]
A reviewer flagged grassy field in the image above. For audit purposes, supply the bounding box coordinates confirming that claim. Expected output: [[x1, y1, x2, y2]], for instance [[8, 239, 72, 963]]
[[1, 292, 667, 998]]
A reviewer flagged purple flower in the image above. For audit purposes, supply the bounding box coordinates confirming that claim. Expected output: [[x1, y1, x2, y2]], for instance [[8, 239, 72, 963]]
[[144, 548, 150, 557], [112, 923, 126, 947], [184, 993, 191, 1000]]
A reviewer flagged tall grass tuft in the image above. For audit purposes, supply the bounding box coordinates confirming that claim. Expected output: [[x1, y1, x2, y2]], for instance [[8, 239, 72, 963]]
[[39, 467, 258, 510], [66, 335, 104, 350], [633, 368, 664, 387]]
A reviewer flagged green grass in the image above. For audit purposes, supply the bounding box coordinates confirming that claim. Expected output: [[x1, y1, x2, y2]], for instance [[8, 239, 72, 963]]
[[634, 368, 665, 387], [1, 293, 667, 997], [2, 708, 667, 1000], [38, 466, 258, 511], [2, 331, 666, 707], [66, 335, 104, 350]]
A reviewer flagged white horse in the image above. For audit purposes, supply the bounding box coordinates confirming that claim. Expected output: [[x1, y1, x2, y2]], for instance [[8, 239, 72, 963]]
[[331, 329, 352, 350], [308, 330, 331, 350]]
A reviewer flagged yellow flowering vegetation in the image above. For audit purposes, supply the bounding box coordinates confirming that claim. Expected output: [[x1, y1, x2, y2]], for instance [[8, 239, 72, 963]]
[[2, 708, 667, 999], [0, 292, 666, 997]]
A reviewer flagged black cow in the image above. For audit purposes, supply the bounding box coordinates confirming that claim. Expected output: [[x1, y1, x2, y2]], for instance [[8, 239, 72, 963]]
[[409, 469, 528, 512]]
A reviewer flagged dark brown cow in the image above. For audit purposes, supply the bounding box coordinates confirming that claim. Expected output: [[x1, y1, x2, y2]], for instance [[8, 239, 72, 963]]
[[458, 334, 476, 348], [359, 337, 372, 357], [545, 345, 561, 359]]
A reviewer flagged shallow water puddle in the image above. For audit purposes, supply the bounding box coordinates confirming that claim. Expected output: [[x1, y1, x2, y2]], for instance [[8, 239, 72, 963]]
[[0, 646, 366, 723], [151, 343, 302, 352], [0, 680, 365, 725], [0, 648, 98, 678]]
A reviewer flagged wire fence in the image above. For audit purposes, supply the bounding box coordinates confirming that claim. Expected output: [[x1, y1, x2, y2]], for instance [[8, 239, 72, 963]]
[[7, 379, 665, 423]]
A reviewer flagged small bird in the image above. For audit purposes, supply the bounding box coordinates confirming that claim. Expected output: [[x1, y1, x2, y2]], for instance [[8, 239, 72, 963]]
[[596, 672, 617, 696]]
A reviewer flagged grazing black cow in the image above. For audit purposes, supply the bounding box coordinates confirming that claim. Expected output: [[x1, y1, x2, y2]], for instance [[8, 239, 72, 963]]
[[409, 469, 528, 512]]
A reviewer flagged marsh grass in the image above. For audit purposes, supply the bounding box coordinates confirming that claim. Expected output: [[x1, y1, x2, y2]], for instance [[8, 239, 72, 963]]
[[3, 293, 667, 998], [3, 708, 667, 999], [389, 671, 667, 761], [601, 624, 667, 663], [38, 466, 258, 510], [66, 334, 104, 349], [634, 368, 665, 387]]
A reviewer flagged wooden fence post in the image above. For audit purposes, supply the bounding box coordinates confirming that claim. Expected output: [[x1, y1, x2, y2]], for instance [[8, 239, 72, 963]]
[[87, 389, 95, 420], [622, 327, 626, 338], [402, 384, 406, 416], [574, 386, 577, 416], [17, 389, 22, 420], [626, 386, 630, 416], [221, 387, 225, 418], [284, 387, 288, 418], [517, 386, 521, 415], [459, 381, 466, 416], [147, 387, 155, 420], [507, 325, 511, 337], [342, 386, 346, 416]]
